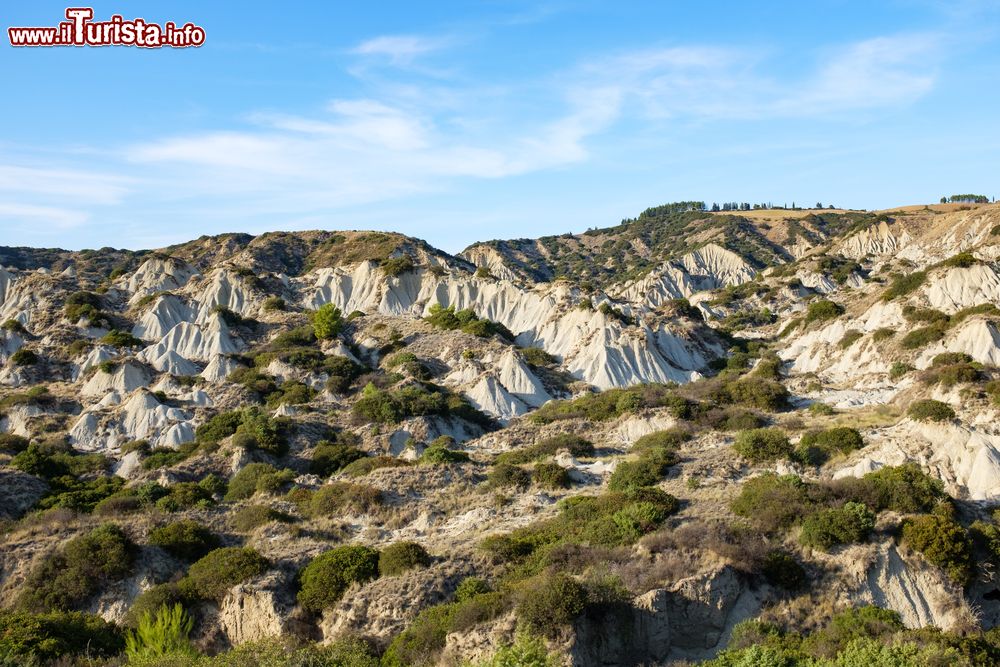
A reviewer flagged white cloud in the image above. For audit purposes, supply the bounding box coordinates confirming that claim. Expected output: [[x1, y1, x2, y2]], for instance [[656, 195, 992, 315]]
[[352, 35, 450, 64], [0, 202, 89, 230]]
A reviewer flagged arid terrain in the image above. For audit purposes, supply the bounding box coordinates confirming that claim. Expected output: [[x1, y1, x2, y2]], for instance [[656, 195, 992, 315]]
[[3, 201, 1000, 666]]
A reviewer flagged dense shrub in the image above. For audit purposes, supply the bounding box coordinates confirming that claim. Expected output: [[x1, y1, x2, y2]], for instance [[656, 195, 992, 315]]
[[796, 427, 864, 465], [488, 462, 532, 488], [0, 610, 123, 662], [529, 384, 683, 424], [838, 330, 863, 349], [841, 464, 945, 513], [262, 296, 285, 311], [731, 474, 816, 533], [901, 513, 973, 584], [889, 361, 914, 380], [881, 271, 927, 301], [424, 303, 513, 340], [306, 481, 384, 516], [519, 346, 557, 367], [380, 255, 415, 276], [310, 439, 366, 477], [352, 382, 491, 429], [496, 433, 594, 465], [761, 550, 806, 590], [224, 463, 295, 501], [231, 504, 292, 532], [799, 502, 876, 551], [907, 399, 955, 422], [379, 541, 432, 576], [803, 299, 844, 325], [180, 548, 268, 601], [325, 355, 366, 394], [312, 303, 344, 340], [155, 482, 215, 512], [17, 524, 135, 612], [900, 322, 948, 349], [9, 348, 38, 365], [419, 437, 471, 464], [723, 377, 789, 411], [532, 462, 572, 489], [149, 520, 220, 561], [732, 428, 792, 463], [341, 455, 409, 477], [0, 432, 30, 453], [516, 573, 588, 639], [101, 329, 143, 347], [482, 488, 680, 559], [297, 545, 380, 612], [607, 453, 675, 491]]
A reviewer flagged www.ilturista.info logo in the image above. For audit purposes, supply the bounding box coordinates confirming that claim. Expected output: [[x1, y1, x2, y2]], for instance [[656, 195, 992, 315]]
[[8, 8, 205, 48]]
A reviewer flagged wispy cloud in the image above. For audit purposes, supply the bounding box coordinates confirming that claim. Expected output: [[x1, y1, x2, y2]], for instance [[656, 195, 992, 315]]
[[352, 34, 452, 65]]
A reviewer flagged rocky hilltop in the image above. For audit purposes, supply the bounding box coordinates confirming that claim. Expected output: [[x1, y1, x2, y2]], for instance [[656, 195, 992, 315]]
[[3, 202, 1000, 665]]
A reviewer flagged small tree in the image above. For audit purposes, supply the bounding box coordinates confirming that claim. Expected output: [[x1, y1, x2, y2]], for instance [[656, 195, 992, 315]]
[[124, 604, 195, 659], [313, 303, 344, 340]]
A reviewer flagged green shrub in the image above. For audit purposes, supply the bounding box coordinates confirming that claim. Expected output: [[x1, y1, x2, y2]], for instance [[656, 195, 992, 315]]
[[843, 464, 944, 514], [9, 348, 38, 365], [881, 271, 927, 301], [0, 609, 123, 662], [889, 361, 914, 380], [489, 462, 532, 488], [155, 482, 214, 512], [341, 455, 409, 477], [907, 399, 955, 422], [519, 347, 557, 367], [607, 452, 675, 491], [419, 437, 471, 464], [195, 410, 245, 444], [532, 462, 572, 489], [731, 474, 816, 533], [379, 541, 431, 576], [761, 550, 806, 590], [262, 296, 285, 311], [325, 356, 365, 394], [180, 548, 268, 601], [297, 545, 380, 612], [901, 513, 972, 584], [124, 603, 195, 660], [941, 252, 978, 268], [1, 319, 26, 334], [838, 330, 863, 349], [101, 329, 143, 347], [306, 481, 383, 516], [796, 427, 864, 465], [142, 447, 186, 471], [733, 428, 792, 463], [310, 440, 366, 477], [900, 322, 947, 349], [516, 573, 587, 639], [17, 524, 135, 612], [496, 434, 594, 465], [455, 577, 492, 603], [149, 520, 220, 561], [312, 303, 344, 340], [0, 432, 29, 453], [381, 255, 415, 276], [872, 327, 895, 343], [231, 504, 292, 532], [803, 299, 844, 325], [799, 502, 875, 551], [424, 304, 513, 340], [723, 377, 789, 411], [224, 463, 294, 502]]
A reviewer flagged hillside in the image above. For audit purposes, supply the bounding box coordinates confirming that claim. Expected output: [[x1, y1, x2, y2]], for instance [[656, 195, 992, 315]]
[[3, 201, 1000, 666]]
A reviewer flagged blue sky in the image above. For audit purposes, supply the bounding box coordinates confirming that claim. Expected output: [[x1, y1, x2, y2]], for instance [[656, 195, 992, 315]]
[[1, 1, 998, 253]]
